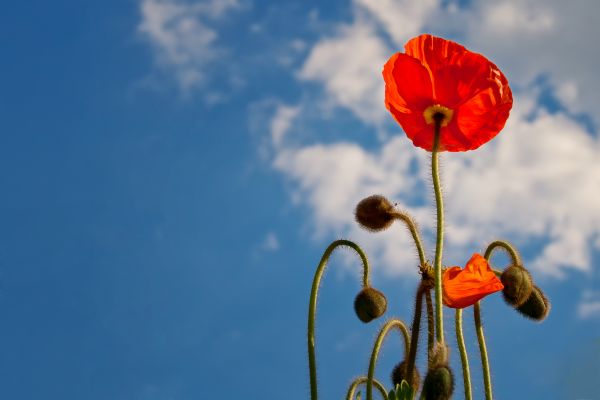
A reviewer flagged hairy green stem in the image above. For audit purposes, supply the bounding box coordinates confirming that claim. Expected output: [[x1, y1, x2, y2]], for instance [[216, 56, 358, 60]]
[[431, 119, 445, 343], [367, 319, 411, 400], [406, 284, 426, 388], [455, 309, 472, 400], [391, 211, 427, 266], [425, 289, 434, 367], [483, 240, 522, 266], [474, 302, 493, 400], [308, 240, 371, 400], [346, 376, 388, 400]]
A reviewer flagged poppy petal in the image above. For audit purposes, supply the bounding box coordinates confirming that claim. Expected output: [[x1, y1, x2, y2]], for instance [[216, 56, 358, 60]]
[[404, 34, 467, 77], [383, 52, 433, 113], [443, 253, 504, 309]]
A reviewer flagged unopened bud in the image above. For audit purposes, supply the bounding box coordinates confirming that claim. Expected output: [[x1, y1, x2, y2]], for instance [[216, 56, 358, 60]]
[[501, 265, 533, 307], [422, 366, 454, 400], [354, 287, 387, 323], [516, 285, 550, 321], [355, 195, 395, 232], [391, 360, 420, 390]]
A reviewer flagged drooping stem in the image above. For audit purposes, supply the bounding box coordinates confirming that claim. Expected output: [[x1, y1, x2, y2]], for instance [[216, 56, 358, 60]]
[[455, 309, 472, 400], [391, 211, 427, 266], [483, 240, 522, 266], [425, 289, 434, 367], [474, 302, 493, 400], [308, 240, 371, 400], [367, 319, 411, 400], [431, 118, 445, 343], [345, 376, 388, 400], [406, 283, 426, 388]]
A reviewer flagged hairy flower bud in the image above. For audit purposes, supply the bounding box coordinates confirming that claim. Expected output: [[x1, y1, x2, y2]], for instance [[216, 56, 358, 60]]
[[354, 287, 387, 323], [422, 366, 454, 400], [516, 285, 550, 321], [355, 195, 395, 232], [501, 265, 533, 307], [391, 360, 420, 390]]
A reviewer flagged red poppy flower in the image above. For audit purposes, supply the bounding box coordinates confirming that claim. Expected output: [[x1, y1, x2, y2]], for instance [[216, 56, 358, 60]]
[[383, 34, 513, 152], [442, 253, 504, 309]]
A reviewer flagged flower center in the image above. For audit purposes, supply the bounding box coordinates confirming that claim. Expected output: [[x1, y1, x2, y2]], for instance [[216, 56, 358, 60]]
[[423, 104, 454, 127]]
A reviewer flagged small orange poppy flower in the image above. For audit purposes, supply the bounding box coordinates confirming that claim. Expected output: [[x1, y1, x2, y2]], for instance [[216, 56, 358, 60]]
[[443, 253, 504, 309], [383, 34, 513, 152]]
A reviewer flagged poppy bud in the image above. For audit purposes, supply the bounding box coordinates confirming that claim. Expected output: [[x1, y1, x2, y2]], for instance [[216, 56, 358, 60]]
[[354, 287, 387, 323], [355, 195, 395, 232], [422, 366, 454, 400], [500, 265, 533, 307], [516, 285, 550, 321], [391, 360, 420, 390]]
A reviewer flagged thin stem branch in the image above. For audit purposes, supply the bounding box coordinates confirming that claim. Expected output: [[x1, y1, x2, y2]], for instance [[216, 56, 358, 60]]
[[308, 240, 371, 400], [367, 319, 411, 400], [346, 376, 388, 400], [391, 211, 427, 266], [455, 309, 472, 400], [474, 302, 493, 400], [425, 289, 434, 368], [431, 119, 445, 343], [406, 284, 426, 388], [483, 240, 522, 267]]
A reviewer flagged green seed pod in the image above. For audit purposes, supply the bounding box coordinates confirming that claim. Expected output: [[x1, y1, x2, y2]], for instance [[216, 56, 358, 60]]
[[355, 195, 395, 232], [516, 285, 550, 321], [391, 360, 420, 390], [501, 265, 533, 307], [422, 366, 454, 400], [354, 287, 387, 323]]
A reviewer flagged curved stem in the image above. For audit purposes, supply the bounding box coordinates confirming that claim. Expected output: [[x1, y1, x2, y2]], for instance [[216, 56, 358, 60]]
[[455, 309, 472, 400], [483, 240, 522, 267], [474, 302, 493, 400], [346, 376, 388, 400], [406, 284, 426, 388], [308, 240, 371, 400], [431, 119, 445, 343], [367, 319, 411, 400], [391, 211, 427, 266], [425, 289, 434, 368]]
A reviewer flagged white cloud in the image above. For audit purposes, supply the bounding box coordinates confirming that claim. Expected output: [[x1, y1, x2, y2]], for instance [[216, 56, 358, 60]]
[[138, 0, 242, 93], [480, 1, 554, 34], [273, 95, 600, 277], [355, 0, 438, 43], [298, 19, 390, 125], [270, 104, 300, 148], [463, 0, 600, 125], [439, 101, 600, 277], [578, 291, 600, 319], [267, 1, 600, 278]]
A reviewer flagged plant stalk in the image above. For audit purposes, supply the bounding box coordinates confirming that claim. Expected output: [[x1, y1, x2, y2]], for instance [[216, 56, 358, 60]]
[[308, 240, 370, 400]]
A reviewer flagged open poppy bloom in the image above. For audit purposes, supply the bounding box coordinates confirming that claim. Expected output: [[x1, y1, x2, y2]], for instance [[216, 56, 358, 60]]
[[383, 34, 513, 152], [443, 253, 504, 309]]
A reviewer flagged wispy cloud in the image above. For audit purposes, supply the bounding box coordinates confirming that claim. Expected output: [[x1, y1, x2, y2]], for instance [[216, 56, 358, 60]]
[[261, 232, 280, 252], [137, 0, 243, 94], [578, 291, 600, 319], [270, 104, 300, 148]]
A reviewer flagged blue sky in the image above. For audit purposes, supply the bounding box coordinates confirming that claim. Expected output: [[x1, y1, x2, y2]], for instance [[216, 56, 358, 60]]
[[1, 0, 599, 399]]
